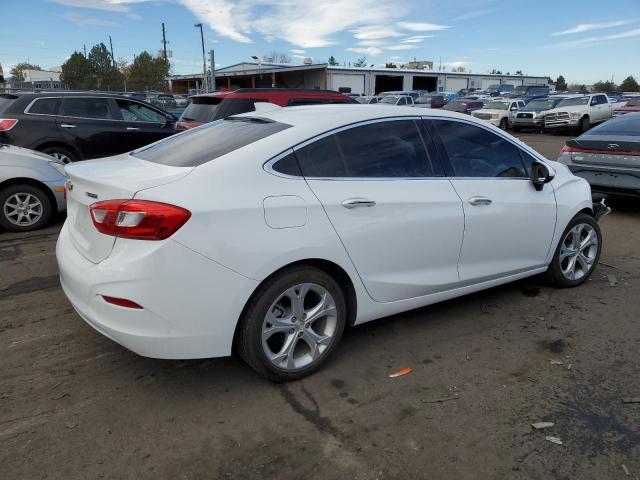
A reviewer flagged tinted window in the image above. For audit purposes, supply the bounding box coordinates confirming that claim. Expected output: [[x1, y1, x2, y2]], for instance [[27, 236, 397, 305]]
[[61, 98, 113, 119], [586, 114, 640, 136], [271, 151, 302, 176], [0, 95, 18, 112], [296, 120, 436, 178], [597, 95, 609, 105], [116, 100, 165, 123], [214, 98, 268, 120], [433, 120, 527, 178], [28, 98, 61, 115], [180, 97, 223, 123], [133, 118, 291, 167]]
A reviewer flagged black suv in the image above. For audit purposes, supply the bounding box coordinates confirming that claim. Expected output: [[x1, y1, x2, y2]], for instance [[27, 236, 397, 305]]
[[0, 92, 176, 163]]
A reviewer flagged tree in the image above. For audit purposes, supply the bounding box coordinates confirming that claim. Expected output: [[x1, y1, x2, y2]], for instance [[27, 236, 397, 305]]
[[490, 68, 502, 75], [555, 75, 567, 91], [353, 56, 367, 67], [567, 83, 587, 92], [60, 52, 95, 90], [592, 80, 617, 93], [328, 56, 339, 66], [453, 65, 466, 72], [263, 51, 291, 63], [10, 62, 42, 82], [385, 62, 397, 68], [127, 51, 170, 91], [515, 70, 524, 76], [88, 43, 124, 91], [619, 75, 639, 92]]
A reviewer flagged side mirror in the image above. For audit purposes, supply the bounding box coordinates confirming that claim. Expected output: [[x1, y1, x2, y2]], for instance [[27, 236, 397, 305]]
[[530, 161, 554, 191]]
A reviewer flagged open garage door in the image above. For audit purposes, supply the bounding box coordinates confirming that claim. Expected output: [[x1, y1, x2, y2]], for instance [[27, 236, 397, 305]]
[[445, 77, 468, 93], [375, 75, 403, 94], [331, 73, 365, 94], [412, 76, 437, 92]]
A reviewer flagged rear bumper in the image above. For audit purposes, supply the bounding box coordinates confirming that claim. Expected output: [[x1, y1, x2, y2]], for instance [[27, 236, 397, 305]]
[[56, 222, 259, 359], [558, 159, 640, 192]]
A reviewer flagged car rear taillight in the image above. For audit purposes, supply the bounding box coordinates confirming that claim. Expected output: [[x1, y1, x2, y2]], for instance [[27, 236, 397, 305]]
[[0, 119, 18, 131], [89, 199, 191, 240], [102, 295, 143, 309], [559, 145, 587, 155]]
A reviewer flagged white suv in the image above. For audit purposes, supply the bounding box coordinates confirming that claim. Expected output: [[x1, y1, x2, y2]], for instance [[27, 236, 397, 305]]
[[544, 94, 613, 133], [471, 99, 525, 130]]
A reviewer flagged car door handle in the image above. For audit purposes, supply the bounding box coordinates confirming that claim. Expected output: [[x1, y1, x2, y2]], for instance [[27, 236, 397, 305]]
[[468, 196, 493, 206], [60, 124, 76, 128], [126, 127, 140, 131], [342, 198, 376, 209]]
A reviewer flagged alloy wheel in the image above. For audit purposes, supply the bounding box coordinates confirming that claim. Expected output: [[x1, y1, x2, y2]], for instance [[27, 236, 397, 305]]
[[50, 152, 72, 164], [3, 193, 44, 227], [261, 283, 338, 371], [559, 223, 598, 281]]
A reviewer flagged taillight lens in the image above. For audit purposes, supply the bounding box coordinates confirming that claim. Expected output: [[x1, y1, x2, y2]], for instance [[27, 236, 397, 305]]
[[0, 119, 18, 131], [89, 199, 191, 240], [559, 145, 586, 155]]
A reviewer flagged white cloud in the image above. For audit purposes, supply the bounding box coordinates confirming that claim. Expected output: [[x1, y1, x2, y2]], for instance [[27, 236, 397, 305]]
[[552, 20, 635, 36], [290, 49, 305, 55], [57, 12, 119, 27], [551, 28, 640, 48], [401, 35, 433, 43], [386, 44, 418, 51], [52, 0, 149, 12], [351, 26, 405, 40], [396, 21, 450, 31], [346, 46, 383, 56], [178, 0, 252, 43]]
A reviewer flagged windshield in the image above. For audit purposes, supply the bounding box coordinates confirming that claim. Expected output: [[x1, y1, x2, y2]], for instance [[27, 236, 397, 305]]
[[179, 97, 223, 123], [415, 97, 430, 104], [380, 97, 399, 104], [483, 101, 509, 110], [558, 97, 589, 107], [587, 114, 640, 136], [526, 99, 560, 110]]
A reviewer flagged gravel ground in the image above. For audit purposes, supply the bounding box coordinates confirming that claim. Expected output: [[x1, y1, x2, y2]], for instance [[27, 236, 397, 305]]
[[1, 133, 639, 480]]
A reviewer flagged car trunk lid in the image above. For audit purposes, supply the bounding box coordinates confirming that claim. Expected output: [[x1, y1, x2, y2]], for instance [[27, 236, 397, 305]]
[[567, 136, 640, 167], [65, 154, 193, 263]]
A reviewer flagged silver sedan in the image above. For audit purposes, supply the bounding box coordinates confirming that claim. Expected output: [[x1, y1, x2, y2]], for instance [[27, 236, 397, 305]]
[[0, 144, 66, 232]]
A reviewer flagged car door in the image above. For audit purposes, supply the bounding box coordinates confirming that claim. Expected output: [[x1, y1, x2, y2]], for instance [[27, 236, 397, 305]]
[[428, 118, 556, 283], [57, 97, 124, 159], [114, 99, 174, 151], [295, 118, 465, 302]]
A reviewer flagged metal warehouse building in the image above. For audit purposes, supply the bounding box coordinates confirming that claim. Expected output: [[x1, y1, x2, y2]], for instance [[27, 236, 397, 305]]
[[169, 62, 550, 95]]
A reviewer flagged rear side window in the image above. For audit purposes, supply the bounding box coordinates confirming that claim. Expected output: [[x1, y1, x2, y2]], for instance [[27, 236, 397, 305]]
[[271, 151, 302, 176], [180, 97, 223, 123], [0, 95, 17, 112], [432, 120, 527, 178], [296, 120, 437, 178], [27, 98, 61, 115], [133, 118, 291, 167], [61, 98, 113, 119], [116, 99, 165, 123]]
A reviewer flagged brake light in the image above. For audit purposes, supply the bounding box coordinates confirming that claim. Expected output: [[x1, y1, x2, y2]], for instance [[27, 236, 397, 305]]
[[102, 295, 143, 309], [0, 119, 18, 131], [89, 199, 191, 240], [559, 145, 586, 155]]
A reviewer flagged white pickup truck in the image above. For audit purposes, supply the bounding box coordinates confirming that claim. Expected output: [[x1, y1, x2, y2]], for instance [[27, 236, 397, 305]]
[[543, 93, 613, 133]]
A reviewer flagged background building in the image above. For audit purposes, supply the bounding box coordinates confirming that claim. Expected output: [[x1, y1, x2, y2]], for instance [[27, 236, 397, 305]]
[[12, 69, 62, 90]]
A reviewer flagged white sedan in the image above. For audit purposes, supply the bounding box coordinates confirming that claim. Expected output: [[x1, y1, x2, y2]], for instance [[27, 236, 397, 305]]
[[57, 105, 603, 381]]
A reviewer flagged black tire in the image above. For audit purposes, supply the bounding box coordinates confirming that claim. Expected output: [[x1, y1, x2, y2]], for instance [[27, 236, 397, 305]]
[[578, 116, 591, 134], [39, 145, 78, 164], [0, 184, 53, 232], [237, 265, 347, 382], [547, 213, 602, 288], [499, 118, 508, 130]]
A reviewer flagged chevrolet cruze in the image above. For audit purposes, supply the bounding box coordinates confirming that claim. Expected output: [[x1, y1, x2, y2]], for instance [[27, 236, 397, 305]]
[[57, 104, 604, 381]]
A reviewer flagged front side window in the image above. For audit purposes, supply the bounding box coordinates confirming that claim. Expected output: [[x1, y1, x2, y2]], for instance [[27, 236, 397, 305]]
[[28, 98, 61, 115], [432, 120, 527, 178], [296, 120, 438, 178], [61, 98, 113, 120], [116, 100, 165, 123]]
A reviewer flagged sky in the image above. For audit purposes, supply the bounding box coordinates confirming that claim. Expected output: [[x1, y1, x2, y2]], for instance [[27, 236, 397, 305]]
[[1, 0, 639, 84]]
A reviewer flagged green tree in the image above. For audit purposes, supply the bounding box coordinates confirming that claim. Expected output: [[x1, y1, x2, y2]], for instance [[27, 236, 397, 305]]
[[353, 56, 367, 67], [385, 62, 397, 68], [490, 68, 502, 74], [328, 56, 339, 66], [515, 70, 524, 75], [61, 52, 95, 90], [619, 75, 639, 92], [555, 75, 567, 91], [10, 62, 42, 82], [127, 51, 170, 91], [88, 43, 124, 91], [592, 80, 617, 93]]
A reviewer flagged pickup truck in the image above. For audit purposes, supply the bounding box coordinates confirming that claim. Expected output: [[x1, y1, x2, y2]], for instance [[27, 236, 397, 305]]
[[544, 94, 613, 133]]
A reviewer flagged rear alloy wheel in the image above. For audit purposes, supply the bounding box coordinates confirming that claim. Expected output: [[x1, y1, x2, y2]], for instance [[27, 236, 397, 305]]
[[547, 213, 601, 287], [238, 266, 346, 381], [40, 146, 77, 164], [499, 118, 508, 130], [0, 184, 52, 232]]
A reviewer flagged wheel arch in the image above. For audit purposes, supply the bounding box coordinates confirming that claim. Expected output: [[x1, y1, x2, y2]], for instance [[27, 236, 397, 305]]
[[34, 141, 82, 160]]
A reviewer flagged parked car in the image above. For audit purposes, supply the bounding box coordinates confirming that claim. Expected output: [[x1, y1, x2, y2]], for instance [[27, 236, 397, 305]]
[[0, 144, 66, 231], [512, 97, 567, 132], [442, 99, 484, 115], [148, 93, 177, 110], [176, 88, 356, 131], [458, 88, 480, 96], [379, 90, 420, 99], [557, 113, 640, 196], [414, 95, 446, 109], [512, 85, 551, 101], [613, 97, 640, 116], [471, 99, 526, 130], [355, 95, 382, 104], [377, 95, 414, 107], [57, 104, 604, 381], [484, 84, 515, 97], [174, 95, 189, 108], [544, 94, 613, 133], [0, 92, 176, 163]]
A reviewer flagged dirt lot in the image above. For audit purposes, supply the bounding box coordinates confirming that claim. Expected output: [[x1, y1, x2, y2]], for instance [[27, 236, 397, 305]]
[[2, 134, 640, 480]]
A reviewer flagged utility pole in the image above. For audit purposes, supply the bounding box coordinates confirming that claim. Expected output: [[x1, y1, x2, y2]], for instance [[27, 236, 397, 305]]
[[162, 23, 168, 60], [209, 49, 216, 91], [108, 35, 115, 67], [194, 23, 207, 93], [83, 44, 87, 58]]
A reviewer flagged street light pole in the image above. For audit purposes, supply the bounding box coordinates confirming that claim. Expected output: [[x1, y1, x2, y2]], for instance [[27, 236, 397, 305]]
[[194, 23, 207, 93]]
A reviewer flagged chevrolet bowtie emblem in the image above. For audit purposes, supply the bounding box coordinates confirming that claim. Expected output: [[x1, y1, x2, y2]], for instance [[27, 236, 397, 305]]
[[66, 180, 74, 191]]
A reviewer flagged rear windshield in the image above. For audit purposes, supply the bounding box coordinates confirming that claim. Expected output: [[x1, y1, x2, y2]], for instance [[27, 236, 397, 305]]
[[180, 97, 223, 123], [0, 95, 18, 112], [586, 114, 640, 136], [132, 117, 291, 167]]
